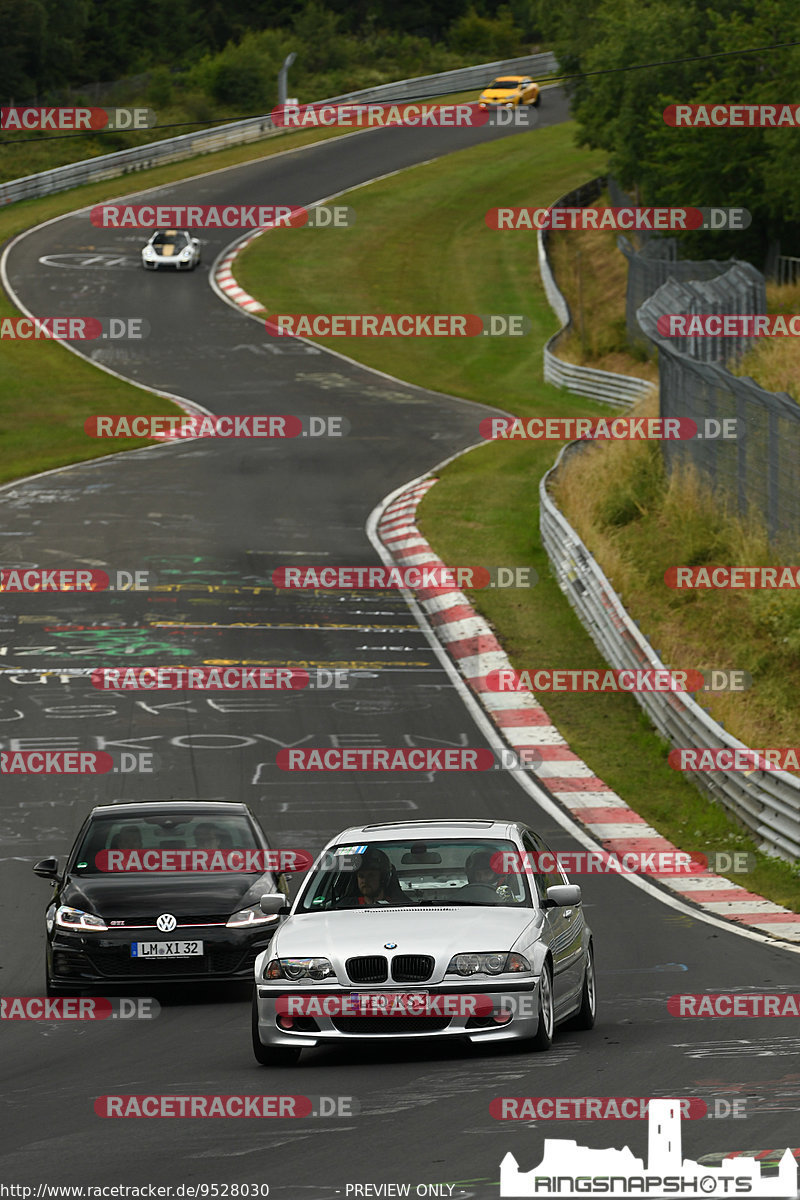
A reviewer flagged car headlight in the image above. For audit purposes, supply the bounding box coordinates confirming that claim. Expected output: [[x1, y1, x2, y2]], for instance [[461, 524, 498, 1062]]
[[226, 905, 279, 928], [263, 957, 334, 981], [446, 951, 530, 976], [143, 247, 156, 258], [179, 248, 192, 259], [55, 905, 108, 932]]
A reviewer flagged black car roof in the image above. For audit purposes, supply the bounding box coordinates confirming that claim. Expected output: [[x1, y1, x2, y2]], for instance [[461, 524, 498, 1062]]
[[89, 801, 250, 818]]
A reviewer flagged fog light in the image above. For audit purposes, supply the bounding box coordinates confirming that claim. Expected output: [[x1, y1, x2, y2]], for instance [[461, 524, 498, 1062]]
[[277, 1014, 294, 1030], [493, 1008, 513, 1025]]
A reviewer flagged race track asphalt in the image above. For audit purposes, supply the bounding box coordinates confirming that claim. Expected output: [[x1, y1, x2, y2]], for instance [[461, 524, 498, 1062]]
[[2, 89, 799, 1197]]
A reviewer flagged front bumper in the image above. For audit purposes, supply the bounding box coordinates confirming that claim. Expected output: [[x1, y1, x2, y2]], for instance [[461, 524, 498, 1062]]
[[49, 925, 275, 986], [254, 979, 541, 1047]]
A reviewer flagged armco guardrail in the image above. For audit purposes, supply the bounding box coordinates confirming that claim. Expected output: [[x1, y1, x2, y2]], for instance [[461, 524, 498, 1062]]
[[0, 52, 557, 207], [538, 177, 655, 409], [540, 442, 800, 863]]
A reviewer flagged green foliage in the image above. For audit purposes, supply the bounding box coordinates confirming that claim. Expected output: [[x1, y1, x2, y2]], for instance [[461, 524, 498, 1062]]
[[545, 0, 800, 261], [147, 66, 173, 108], [448, 6, 526, 57]]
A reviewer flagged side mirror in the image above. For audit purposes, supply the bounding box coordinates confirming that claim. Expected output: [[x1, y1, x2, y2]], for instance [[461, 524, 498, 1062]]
[[545, 884, 581, 908], [33, 857, 60, 881], [260, 893, 290, 916]]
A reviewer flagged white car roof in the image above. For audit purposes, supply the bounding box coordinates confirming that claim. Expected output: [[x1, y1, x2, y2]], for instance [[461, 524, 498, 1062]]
[[327, 819, 520, 846]]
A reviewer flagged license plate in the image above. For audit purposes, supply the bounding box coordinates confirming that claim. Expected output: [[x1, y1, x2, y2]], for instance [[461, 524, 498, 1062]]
[[131, 940, 203, 958], [349, 990, 429, 1010]]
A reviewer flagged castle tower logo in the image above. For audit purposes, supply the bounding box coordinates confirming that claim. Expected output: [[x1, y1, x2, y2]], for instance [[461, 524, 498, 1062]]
[[500, 1099, 798, 1197]]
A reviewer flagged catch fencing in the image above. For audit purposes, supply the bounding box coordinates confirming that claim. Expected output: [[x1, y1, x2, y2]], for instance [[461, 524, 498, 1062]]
[[538, 177, 654, 408], [0, 52, 557, 207], [637, 274, 799, 544], [540, 443, 800, 864]]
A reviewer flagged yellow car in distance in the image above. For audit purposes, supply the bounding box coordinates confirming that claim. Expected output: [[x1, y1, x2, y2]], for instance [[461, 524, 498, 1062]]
[[478, 75, 540, 110]]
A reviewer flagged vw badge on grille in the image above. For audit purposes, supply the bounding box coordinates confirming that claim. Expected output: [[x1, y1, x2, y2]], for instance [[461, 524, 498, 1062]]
[[156, 913, 177, 932]]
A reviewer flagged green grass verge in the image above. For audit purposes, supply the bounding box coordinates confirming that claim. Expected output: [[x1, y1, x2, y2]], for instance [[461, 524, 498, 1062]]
[[236, 117, 800, 910]]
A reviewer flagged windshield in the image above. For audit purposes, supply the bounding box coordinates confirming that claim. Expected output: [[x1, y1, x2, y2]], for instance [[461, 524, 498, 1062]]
[[490, 79, 523, 88], [296, 839, 533, 912], [73, 813, 260, 874], [152, 231, 188, 248]]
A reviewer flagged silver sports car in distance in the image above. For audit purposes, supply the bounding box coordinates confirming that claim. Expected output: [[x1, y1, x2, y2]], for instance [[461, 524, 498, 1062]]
[[141, 229, 201, 270], [252, 818, 596, 1065]]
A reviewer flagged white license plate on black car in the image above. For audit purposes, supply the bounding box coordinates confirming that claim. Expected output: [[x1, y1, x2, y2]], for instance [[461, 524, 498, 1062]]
[[131, 941, 203, 958]]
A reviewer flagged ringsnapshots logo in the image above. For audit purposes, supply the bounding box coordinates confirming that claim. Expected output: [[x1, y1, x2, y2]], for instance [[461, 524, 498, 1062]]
[[498, 1099, 797, 1197], [1, 996, 159, 1019], [272, 565, 537, 589], [265, 314, 531, 337], [0, 317, 149, 340], [1, 107, 155, 131], [90, 204, 353, 229], [486, 207, 750, 231], [84, 414, 348, 438]]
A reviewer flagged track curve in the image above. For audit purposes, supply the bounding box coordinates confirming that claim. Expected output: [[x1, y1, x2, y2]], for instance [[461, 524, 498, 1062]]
[[2, 89, 799, 1197]]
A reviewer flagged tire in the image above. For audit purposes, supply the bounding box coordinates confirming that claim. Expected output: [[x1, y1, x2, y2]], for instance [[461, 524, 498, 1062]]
[[529, 960, 554, 1051], [251, 993, 301, 1066], [573, 942, 597, 1030], [533, 92, 541, 107]]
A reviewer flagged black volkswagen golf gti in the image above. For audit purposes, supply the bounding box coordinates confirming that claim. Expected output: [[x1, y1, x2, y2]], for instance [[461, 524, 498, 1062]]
[[33, 801, 288, 994]]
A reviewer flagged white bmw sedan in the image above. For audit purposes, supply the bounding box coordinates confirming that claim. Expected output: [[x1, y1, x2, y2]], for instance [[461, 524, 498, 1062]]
[[252, 819, 596, 1065]]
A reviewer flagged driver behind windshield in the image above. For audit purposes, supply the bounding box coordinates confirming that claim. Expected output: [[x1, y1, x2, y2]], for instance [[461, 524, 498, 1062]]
[[465, 849, 513, 900], [353, 847, 409, 907]]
